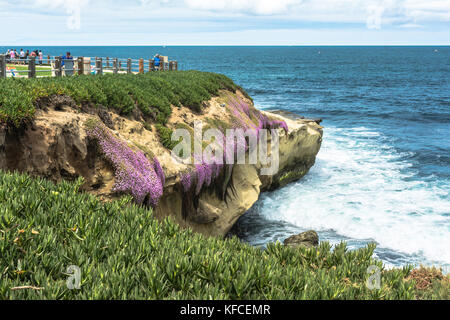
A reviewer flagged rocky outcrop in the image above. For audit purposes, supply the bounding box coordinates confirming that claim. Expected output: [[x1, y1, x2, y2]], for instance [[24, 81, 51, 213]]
[[155, 101, 323, 236], [0, 107, 116, 197], [284, 230, 319, 248], [0, 91, 323, 237]]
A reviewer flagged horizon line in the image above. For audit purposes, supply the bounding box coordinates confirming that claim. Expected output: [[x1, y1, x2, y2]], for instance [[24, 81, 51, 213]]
[[2, 44, 449, 47]]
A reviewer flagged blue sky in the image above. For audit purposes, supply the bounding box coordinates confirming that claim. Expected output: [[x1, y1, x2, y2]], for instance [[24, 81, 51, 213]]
[[0, 0, 449, 45]]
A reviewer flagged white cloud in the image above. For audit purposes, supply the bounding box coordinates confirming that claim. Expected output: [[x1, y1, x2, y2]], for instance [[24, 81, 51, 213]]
[[398, 23, 423, 28], [366, 4, 385, 29], [140, 0, 170, 6], [33, 0, 90, 29], [1, 0, 448, 38], [184, 0, 302, 15], [184, 0, 450, 29]]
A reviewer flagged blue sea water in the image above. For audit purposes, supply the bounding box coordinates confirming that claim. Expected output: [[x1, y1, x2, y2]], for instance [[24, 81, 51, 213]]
[[2, 46, 449, 269]]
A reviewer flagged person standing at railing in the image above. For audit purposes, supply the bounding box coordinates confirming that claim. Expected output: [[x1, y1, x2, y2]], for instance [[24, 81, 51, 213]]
[[5, 49, 11, 63], [154, 54, 160, 71], [62, 52, 74, 76], [9, 49, 15, 63], [39, 50, 43, 65], [61, 52, 72, 66], [19, 49, 25, 64]]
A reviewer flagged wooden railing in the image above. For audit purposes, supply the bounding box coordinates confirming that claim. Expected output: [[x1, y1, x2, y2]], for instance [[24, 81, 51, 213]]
[[0, 55, 178, 79]]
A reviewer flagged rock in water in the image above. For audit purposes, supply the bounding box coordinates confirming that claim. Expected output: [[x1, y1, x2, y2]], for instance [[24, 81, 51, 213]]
[[284, 230, 319, 248]]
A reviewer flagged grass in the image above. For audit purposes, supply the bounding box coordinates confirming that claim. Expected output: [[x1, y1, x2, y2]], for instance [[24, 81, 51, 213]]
[[0, 71, 244, 127], [0, 169, 431, 300], [6, 64, 52, 77]]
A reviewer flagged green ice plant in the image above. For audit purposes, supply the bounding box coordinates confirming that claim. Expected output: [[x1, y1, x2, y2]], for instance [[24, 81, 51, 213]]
[[0, 170, 420, 299], [0, 71, 245, 127]]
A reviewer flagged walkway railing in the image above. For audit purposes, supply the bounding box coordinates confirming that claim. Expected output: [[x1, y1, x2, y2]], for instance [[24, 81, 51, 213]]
[[0, 55, 179, 79]]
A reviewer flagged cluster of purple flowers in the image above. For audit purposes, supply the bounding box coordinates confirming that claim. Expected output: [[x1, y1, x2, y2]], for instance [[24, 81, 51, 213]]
[[190, 151, 224, 195], [194, 163, 206, 195], [227, 96, 259, 131], [87, 122, 164, 207], [180, 95, 288, 196], [153, 157, 165, 187], [227, 95, 288, 134], [180, 172, 191, 192], [257, 113, 289, 133], [194, 162, 225, 195], [180, 162, 222, 195]]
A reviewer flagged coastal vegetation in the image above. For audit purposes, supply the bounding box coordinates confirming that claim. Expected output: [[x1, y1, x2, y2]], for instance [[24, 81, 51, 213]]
[[85, 119, 165, 207], [155, 124, 178, 150], [1, 170, 448, 300], [0, 71, 246, 127]]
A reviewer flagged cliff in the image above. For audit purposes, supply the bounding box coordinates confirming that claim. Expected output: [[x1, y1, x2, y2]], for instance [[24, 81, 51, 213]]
[[0, 90, 322, 237]]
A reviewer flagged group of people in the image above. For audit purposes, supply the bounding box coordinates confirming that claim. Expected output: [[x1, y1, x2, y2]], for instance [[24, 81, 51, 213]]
[[5, 49, 44, 64]]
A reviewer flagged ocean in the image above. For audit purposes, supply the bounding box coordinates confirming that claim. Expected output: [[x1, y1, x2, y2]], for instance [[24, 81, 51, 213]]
[[2, 46, 449, 270]]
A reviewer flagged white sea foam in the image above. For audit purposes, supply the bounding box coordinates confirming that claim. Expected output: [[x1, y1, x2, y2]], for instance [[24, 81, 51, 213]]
[[259, 126, 450, 266]]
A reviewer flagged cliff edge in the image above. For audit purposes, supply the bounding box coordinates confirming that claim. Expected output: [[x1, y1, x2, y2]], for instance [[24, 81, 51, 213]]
[[0, 89, 322, 237]]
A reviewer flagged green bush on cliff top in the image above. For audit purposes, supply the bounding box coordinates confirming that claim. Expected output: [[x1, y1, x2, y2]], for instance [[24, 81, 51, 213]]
[[0, 71, 245, 127], [0, 170, 424, 300]]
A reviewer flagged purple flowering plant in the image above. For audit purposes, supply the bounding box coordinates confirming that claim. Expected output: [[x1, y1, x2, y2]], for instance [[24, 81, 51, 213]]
[[86, 120, 164, 207], [179, 95, 288, 195]]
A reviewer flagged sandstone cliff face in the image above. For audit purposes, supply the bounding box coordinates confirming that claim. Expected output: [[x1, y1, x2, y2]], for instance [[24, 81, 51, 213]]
[[0, 92, 322, 237]]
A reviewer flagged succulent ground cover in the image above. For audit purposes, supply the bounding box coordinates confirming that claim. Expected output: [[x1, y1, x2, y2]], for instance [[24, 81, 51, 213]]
[[155, 124, 178, 150], [2, 169, 443, 300], [0, 71, 244, 127]]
